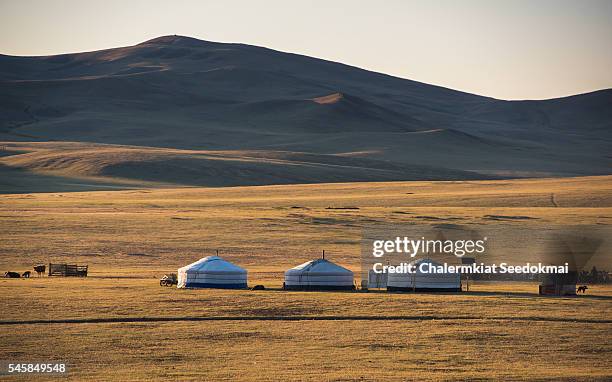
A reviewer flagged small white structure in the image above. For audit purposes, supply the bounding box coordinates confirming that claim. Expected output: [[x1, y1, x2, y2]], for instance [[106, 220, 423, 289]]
[[177, 256, 247, 289], [367, 269, 388, 289], [284, 258, 354, 290], [387, 258, 461, 292]]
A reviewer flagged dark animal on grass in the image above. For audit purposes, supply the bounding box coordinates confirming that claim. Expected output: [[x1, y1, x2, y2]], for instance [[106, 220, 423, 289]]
[[34, 265, 46, 277], [22, 271, 31, 278], [4, 271, 20, 278], [577, 285, 588, 294]]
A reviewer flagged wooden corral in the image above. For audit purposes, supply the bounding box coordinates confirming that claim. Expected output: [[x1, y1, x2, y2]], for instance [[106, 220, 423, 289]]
[[48, 263, 88, 277], [539, 272, 577, 296]]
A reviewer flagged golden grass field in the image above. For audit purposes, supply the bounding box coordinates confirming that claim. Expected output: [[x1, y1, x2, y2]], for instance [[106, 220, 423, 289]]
[[1, 176, 611, 381]]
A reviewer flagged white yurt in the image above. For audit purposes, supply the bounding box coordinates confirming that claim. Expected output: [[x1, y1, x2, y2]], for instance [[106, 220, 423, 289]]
[[387, 258, 461, 292], [284, 258, 354, 290], [177, 256, 247, 289]]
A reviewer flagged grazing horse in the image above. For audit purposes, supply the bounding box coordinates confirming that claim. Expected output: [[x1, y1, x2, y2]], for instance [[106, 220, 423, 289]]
[[22, 271, 31, 278], [577, 285, 588, 294], [33, 265, 46, 277], [4, 271, 20, 278]]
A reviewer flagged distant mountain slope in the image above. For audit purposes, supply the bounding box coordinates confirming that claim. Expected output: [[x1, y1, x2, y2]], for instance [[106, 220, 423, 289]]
[[0, 35, 610, 191], [0, 142, 485, 193]]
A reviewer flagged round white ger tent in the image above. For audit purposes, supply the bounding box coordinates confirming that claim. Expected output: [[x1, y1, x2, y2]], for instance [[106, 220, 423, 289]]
[[284, 258, 354, 290], [387, 258, 461, 292], [177, 256, 247, 289]]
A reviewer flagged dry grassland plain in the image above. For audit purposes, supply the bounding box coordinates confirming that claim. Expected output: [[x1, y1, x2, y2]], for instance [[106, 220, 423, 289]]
[[1, 176, 611, 381]]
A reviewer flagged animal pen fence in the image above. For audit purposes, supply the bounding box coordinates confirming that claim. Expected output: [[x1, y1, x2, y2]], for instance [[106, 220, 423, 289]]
[[48, 263, 88, 277]]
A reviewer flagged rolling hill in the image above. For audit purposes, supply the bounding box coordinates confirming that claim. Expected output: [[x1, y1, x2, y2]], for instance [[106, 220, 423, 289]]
[[0, 35, 610, 192]]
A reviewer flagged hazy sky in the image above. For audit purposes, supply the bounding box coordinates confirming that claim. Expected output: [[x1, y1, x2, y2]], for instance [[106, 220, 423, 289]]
[[1, 0, 611, 100]]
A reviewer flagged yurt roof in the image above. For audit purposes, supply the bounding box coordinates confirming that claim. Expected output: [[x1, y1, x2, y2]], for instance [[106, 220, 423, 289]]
[[409, 258, 440, 266], [179, 256, 246, 273], [286, 258, 352, 276], [398, 258, 457, 273]]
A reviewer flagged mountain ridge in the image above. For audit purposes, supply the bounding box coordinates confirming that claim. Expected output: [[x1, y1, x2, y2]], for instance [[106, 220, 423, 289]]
[[0, 35, 610, 192]]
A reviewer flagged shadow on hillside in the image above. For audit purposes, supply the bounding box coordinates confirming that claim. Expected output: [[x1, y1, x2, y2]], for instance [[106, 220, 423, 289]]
[[0, 164, 142, 193]]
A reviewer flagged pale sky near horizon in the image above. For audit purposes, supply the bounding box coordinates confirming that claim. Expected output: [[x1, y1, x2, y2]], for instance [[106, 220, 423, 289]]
[[1, 0, 610, 100]]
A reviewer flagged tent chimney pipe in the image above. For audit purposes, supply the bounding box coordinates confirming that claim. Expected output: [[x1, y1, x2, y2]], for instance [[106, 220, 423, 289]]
[[323, 250, 325, 259], [216, 250, 219, 256]]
